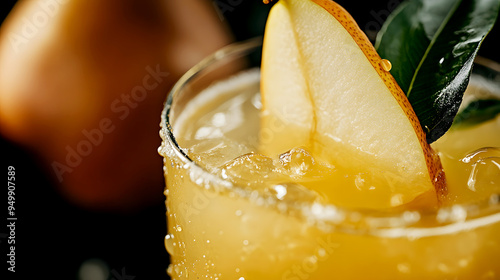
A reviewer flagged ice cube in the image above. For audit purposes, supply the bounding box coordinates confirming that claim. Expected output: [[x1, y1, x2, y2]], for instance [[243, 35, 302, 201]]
[[467, 157, 500, 192], [219, 153, 279, 187], [277, 147, 334, 179], [462, 147, 500, 196], [188, 138, 253, 173]]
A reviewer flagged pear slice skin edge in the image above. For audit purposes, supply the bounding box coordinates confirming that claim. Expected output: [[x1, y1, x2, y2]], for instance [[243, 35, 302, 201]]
[[261, 0, 447, 205]]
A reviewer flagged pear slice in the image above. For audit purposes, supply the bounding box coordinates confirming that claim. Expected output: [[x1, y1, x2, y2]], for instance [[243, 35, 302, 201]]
[[261, 0, 446, 208]]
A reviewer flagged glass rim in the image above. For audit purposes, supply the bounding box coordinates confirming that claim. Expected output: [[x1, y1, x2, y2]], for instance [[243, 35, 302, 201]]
[[160, 37, 500, 237]]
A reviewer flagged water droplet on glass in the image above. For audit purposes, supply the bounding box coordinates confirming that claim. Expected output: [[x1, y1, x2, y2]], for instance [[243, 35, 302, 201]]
[[167, 264, 173, 276], [165, 234, 175, 255]]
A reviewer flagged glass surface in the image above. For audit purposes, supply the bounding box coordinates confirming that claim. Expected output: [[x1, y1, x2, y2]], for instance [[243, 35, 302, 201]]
[[159, 38, 500, 280]]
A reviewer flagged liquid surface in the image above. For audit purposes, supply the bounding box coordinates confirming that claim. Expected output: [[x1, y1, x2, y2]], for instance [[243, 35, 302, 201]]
[[175, 69, 500, 209]]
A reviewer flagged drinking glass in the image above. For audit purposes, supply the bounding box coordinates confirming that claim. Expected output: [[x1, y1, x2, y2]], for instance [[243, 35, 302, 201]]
[[159, 38, 500, 280]]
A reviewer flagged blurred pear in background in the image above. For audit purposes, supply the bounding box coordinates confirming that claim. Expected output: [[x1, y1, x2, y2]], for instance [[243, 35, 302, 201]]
[[0, 0, 232, 211]]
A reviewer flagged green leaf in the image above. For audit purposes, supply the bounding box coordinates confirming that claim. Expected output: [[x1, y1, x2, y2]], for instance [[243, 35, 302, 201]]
[[375, 0, 500, 143], [452, 99, 500, 128]]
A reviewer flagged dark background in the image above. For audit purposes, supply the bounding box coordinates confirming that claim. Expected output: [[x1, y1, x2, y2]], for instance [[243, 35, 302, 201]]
[[1, 0, 499, 279]]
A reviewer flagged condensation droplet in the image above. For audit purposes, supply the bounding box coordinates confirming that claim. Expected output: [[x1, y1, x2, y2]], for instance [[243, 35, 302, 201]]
[[167, 265, 173, 276], [165, 234, 175, 255], [380, 59, 392, 71]]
